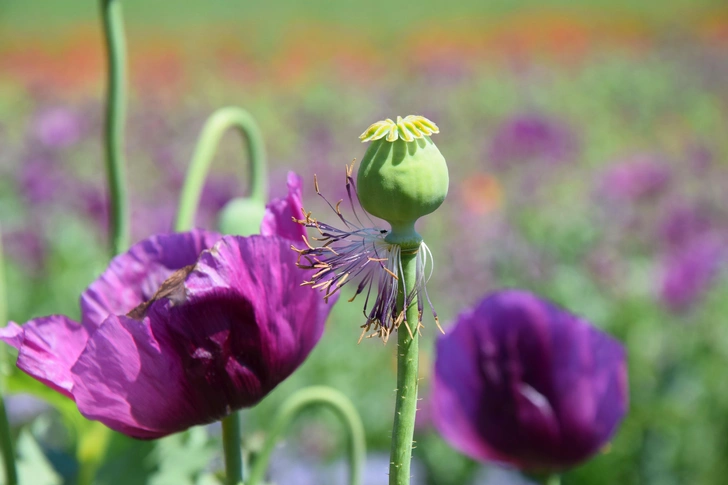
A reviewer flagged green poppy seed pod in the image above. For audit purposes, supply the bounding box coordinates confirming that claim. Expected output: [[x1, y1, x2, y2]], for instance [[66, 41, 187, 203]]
[[357, 115, 449, 246]]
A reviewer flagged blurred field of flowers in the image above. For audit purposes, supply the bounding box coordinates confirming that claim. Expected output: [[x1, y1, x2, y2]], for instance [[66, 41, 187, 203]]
[[1, 1, 728, 483]]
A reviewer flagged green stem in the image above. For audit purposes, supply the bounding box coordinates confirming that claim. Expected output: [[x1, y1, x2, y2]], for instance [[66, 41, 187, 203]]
[[74, 3, 130, 482], [388, 249, 420, 485], [0, 226, 18, 484], [100, 0, 130, 257], [174, 107, 268, 232], [247, 386, 366, 485], [222, 412, 243, 485]]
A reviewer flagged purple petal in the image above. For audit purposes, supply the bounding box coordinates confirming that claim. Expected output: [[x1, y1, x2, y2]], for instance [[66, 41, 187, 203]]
[[261, 172, 306, 242], [71, 314, 189, 438], [71, 235, 331, 439], [80, 230, 221, 330], [431, 307, 512, 464], [0, 317, 89, 399], [432, 290, 628, 471]]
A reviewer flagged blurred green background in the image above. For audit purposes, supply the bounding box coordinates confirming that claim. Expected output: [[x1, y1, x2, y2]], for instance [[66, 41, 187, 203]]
[[1, 1, 728, 484]]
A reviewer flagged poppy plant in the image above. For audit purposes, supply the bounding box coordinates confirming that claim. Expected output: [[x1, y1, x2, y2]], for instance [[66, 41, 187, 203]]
[[0, 174, 334, 439], [431, 290, 628, 472]]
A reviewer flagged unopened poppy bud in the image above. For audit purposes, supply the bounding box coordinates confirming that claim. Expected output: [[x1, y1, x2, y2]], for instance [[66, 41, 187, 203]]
[[357, 115, 449, 246], [218, 197, 266, 236]]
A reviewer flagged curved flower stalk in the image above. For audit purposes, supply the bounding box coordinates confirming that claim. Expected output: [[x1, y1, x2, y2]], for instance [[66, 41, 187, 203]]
[[431, 290, 628, 473], [247, 386, 366, 485], [293, 116, 448, 485], [0, 183, 332, 440], [100, 0, 130, 256], [175, 106, 268, 236]]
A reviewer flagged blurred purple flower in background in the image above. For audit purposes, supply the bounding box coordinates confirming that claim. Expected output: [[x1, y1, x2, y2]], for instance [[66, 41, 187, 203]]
[[431, 290, 628, 472], [488, 113, 578, 168], [2, 229, 47, 273], [598, 154, 671, 202], [31, 106, 84, 148], [659, 236, 724, 313], [17, 155, 69, 206], [657, 201, 713, 252], [0, 181, 334, 439]]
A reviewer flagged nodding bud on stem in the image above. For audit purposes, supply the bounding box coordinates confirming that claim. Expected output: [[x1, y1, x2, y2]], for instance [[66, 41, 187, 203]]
[[218, 198, 267, 236], [357, 115, 449, 247]]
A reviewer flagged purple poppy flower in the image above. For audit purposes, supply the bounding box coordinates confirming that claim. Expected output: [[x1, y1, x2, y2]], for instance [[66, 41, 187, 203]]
[[488, 114, 577, 168], [598, 155, 671, 202], [2, 228, 47, 273], [659, 236, 724, 313], [431, 290, 628, 472], [0, 179, 333, 439]]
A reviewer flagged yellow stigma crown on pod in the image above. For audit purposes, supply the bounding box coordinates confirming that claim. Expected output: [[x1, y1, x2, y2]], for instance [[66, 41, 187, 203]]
[[359, 115, 439, 143]]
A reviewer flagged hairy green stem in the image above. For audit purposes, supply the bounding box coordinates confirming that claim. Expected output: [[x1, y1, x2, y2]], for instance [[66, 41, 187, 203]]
[[388, 249, 420, 485], [100, 0, 130, 256], [247, 386, 366, 485], [222, 412, 244, 485], [174, 107, 268, 232], [0, 226, 18, 484]]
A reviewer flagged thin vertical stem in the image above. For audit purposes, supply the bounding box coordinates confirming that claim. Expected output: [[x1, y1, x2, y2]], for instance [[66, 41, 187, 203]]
[[100, 0, 130, 256], [75, 3, 130, 483], [247, 386, 366, 485], [388, 249, 420, 485], [0, 227, 18, 484], [221, 413, 243, 485], [174, 107, 268, 232]]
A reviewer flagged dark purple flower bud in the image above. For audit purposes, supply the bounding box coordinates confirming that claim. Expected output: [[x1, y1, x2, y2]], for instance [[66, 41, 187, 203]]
[[32, 106, 84, 148], [659, 236, 724, 313], [488, 114, 577, 168], [431, 290, 628, 472], [0, 183, 334, 439], [598, 155, 671, 202]]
